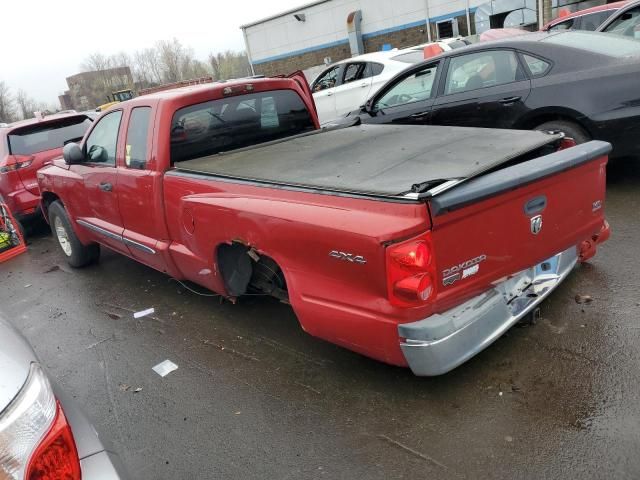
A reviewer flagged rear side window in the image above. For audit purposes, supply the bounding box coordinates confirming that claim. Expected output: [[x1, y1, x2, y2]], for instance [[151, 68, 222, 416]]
[[170, 89, 315, 163], [342, 63, 366, 83], [125, 107, 151, 169], [581, 10, 615, 30], [369, 62, 384, 76], [8, 116, 92, 156], [548, 18, 575, 31], [521, 54, 551, 77], [445, 50, 522, 95]]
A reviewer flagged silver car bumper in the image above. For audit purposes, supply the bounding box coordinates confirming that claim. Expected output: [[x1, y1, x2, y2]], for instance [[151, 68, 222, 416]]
[[81, 450, 127, 480], [399, 246, 578, 376]]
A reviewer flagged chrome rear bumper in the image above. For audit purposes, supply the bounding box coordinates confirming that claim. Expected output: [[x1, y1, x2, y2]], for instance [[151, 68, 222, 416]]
[[398, 246, 578, 376]]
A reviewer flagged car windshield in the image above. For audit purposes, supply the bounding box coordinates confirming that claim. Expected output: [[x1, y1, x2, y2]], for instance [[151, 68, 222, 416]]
[[7, 116, 92, 155], [601, 5, 640, 36], [542, 31, 640, 57]]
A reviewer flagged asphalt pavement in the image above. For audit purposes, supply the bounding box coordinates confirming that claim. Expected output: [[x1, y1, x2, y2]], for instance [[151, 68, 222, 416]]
[[1, 160, 639, 479]]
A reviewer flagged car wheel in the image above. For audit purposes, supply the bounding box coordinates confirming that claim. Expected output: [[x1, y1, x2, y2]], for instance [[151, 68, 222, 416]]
[[48, 201, 100, 267], [534, 120, 590, 144]]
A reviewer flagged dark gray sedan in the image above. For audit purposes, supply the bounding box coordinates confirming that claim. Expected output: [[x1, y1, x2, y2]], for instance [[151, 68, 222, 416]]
[[355, 31, 640, 160], [0, 314, 126, 479]]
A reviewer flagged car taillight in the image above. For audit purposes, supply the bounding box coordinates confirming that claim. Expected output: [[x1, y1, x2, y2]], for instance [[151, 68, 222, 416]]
[[386, 234, 436, 307], [0, 155, 34, 174], [0, 364, 80, 480], [557, 136, 577, 151]]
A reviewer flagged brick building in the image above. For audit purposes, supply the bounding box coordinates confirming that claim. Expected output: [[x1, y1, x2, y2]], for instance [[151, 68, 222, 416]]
[[59, 67, 134, 111], [241, 0, 610, 78]]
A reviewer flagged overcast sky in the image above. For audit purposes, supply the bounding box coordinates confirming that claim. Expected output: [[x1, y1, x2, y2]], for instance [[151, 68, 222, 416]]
[[1, 0, 304, 104]]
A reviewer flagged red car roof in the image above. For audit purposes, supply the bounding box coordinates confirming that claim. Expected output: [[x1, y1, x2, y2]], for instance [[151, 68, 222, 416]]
[[542, 0, 628, 30]]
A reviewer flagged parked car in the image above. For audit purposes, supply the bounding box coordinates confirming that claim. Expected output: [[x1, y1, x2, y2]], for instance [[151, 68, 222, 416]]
[[355, 31, 640, 159], [0, 313, 126, 479], [542, 1, 627, 31], [37, 73, 610, 376], [312, 40, 469, 125], [597, 0, 640, 37], [0, 113, 93, 228], [311, 51, 416, 125]]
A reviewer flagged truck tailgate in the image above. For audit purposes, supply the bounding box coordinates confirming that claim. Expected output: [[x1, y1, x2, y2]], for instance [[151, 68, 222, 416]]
[[427, 140, 610, 312]]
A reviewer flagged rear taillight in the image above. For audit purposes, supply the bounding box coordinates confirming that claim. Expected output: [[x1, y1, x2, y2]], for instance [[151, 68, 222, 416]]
[[26, 403, 81, 480], [386, 234, 437, 307], [0, 364, 80, 480], [0, 155, 34, 174], [557, 136, 577, 151]]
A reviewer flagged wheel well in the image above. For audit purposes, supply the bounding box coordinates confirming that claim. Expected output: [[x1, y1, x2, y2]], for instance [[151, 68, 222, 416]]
[[40, 192, 61, 221], [517, 112, 591, 137], [216, 242, 288, 301]]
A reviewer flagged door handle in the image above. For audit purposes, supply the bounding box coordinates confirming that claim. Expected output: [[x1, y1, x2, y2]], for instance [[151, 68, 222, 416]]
[[409, 111, 430, 119], [99, 182, 113, 192], [326, 91, 333, 97], [499, 96, 521, 105], [360, 83, 368, 88]]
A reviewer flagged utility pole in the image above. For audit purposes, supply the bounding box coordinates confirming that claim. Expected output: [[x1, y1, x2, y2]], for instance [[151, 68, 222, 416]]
[[543, 0, 553, 26], [424, 0, 432, 42]]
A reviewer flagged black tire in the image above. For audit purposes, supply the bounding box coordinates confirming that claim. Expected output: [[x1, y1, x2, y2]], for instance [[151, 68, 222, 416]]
[[48, 201, 100, 267], [534, 120, 590, 144], [15, 219, 26, 239]]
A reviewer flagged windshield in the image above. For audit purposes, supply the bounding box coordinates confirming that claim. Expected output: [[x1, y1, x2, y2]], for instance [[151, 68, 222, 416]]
[[170, 89, 315, 163], [8, 116, 92, 155], [601, 5, 640, 37], [542, 31, 640, 56], [375, 63, 439, 109]]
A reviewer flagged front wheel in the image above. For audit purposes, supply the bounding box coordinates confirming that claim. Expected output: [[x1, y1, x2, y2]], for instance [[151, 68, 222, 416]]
[[534, 120, 591, 144], [48, 201, 100, 267]]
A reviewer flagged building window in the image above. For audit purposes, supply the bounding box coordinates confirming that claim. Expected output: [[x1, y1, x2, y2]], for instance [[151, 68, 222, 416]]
[[437, 18, 459, 39]]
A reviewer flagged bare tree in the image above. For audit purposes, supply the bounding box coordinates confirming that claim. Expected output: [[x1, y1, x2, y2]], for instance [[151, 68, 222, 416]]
[[157, 39, 184, 83], [80, 52, 113, 72], [15, 89, 38, 120], [133, 48, 163, 86], [0, 81, 16, 123], [209, 51, 251, 81]]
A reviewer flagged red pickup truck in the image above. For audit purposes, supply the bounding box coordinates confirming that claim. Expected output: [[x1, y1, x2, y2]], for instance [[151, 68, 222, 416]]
[[37, 74, 611, 375]]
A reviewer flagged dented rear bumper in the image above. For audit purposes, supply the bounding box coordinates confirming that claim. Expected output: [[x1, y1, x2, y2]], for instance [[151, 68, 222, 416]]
[[398, 245, 579, 376]]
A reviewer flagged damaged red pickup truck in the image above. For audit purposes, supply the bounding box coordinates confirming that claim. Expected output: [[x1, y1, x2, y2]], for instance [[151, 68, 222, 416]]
[[37, 74, 611, 375]]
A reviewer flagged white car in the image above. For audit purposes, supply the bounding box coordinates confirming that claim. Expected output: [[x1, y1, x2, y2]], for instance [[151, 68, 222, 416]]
[[311, 39, 469, 125]]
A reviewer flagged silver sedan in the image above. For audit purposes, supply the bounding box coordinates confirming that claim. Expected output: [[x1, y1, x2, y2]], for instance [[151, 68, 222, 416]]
[[0, 314, 127, 479]]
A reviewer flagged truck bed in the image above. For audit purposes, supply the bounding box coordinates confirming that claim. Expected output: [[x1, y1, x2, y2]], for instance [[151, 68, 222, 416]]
[[174, 124, 561, 197]]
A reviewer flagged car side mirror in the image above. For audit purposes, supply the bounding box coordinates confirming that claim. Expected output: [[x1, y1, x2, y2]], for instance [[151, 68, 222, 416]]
[[63, 142, 84, 165], [364, 99, 378, 116]]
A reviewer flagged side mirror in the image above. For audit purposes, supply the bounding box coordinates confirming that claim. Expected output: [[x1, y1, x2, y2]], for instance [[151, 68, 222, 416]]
[[364, 99, 378, 116], [63, 143, 84, 165]]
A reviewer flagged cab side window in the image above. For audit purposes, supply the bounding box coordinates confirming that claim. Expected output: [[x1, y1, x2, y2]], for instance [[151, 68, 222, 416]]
[[85, 110, 122, 165], [125, 107, 151, 169]]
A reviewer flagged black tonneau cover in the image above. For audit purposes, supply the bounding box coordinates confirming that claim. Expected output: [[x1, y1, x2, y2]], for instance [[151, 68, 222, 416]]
[[174, 124, 560, 197]]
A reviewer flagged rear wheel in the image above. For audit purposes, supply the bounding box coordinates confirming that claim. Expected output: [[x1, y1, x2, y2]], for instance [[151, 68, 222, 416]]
[[48, 201, 100, 267], [534, 120, 590, 144]]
